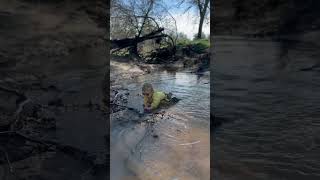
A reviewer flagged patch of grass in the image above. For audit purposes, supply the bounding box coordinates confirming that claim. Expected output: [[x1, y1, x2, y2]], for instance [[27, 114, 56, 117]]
[[176, 38, 210, 54], [193, 39, 210, 48], [176, 39, 192, 47]]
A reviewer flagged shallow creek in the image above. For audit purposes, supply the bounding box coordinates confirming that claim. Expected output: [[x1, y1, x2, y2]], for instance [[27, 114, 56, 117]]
[[110, 69, 210, 180]]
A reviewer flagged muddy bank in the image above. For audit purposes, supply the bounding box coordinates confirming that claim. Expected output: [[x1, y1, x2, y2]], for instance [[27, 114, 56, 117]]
[[0, 0, 108, 179], [110, 50, 210, 76]]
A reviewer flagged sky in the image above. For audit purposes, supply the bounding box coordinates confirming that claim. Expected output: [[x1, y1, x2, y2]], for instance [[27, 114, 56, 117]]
[[162, 0, 210, 39]]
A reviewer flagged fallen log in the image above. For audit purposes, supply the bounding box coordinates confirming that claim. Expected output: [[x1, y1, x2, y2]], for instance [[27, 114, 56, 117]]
[[111, 28, 165, 49]]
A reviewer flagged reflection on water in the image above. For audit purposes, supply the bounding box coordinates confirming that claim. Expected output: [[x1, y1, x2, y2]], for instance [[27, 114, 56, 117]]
[[111, 71, 210, 180], [213, 36, 320, 180]]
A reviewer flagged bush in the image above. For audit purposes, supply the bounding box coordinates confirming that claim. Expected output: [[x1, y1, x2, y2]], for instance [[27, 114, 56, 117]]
[[193, 39, 210, 49], [177, 38, 210, 54]]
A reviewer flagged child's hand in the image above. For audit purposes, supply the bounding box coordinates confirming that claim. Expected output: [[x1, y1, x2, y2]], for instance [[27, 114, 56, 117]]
[[144, 106, 151, 113]]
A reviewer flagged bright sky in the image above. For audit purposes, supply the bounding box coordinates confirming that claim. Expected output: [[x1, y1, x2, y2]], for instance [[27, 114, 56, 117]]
[[162, 0, 210, 39]]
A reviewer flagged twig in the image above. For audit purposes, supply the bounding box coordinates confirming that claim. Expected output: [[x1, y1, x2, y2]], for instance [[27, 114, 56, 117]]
[[0, 147, 13, 173], [1, 131, 97, 169], [0, 130, 51, 148], [0, 85, 23, 97], [112, 93, 120, 103], [111, 103, 143, 116], [162, 132, 175, 138], [81, 167, 93, 180], [11, 98, 31, 131], [179, 140, 200, 146], [161, 132, 179, 140], [14, 131, 51, 147], [0, 131, 15, 134]]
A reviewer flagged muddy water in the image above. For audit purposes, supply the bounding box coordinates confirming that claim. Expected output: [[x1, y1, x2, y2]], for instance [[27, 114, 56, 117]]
[[111, 70, 210, 180], [213, 36, 320, 179]]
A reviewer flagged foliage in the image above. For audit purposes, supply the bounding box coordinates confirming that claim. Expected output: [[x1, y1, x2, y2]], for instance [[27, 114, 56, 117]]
[[193, 32, 207, 40], [177, 38, 209, 54], [192, 39, 209, 52]]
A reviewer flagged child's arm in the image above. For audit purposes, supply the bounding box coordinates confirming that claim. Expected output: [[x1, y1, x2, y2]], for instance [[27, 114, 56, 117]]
[[143, 96, 152, 112], [143, 96, 149, 107]]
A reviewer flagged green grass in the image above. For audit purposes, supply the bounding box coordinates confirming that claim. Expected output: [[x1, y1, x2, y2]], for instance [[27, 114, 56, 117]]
[[176, 38, 210, 53], [193, 39, 210, 48]]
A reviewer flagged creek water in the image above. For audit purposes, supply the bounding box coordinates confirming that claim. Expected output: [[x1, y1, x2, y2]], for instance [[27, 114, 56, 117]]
[[111, 70, 210, 180], [213, 36, 320, 179]]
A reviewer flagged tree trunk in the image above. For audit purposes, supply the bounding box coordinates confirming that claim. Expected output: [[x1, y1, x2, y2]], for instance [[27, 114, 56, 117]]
[[197, 12, 205, 39], [197, 0, 210, 39], [111, 28, 165, 50], [129, 42, 139, 56]]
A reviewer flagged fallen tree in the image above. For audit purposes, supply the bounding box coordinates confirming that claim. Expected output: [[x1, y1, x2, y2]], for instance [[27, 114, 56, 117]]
[[111, 27, 176, 62], [111, 28, 175, 50], [111, 0, 178, 61]]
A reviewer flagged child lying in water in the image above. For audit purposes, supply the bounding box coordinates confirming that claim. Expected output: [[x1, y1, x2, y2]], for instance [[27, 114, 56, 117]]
[[142, 83, 175, 112]]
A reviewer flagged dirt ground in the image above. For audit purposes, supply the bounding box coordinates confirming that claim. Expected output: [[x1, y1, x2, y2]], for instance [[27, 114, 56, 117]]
[[0, 0, 108, 179]]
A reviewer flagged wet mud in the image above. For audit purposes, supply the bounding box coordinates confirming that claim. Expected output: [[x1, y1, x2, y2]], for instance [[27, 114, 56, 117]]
[[0, 0, 108, 179]]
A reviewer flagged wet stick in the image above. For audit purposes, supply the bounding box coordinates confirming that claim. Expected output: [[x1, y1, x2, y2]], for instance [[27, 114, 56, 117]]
[[179, 140, 201, 146]]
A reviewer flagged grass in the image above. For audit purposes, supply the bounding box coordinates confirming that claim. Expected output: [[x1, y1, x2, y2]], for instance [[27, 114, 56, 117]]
[[176, 38, 210, 53]]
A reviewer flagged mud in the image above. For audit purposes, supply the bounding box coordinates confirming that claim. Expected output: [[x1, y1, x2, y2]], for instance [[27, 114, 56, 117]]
[[0, 0, 108, 179], [110, 60, 210, 180]]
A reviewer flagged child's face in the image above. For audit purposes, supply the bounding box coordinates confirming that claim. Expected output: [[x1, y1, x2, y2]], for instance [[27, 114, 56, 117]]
[[143, 90, 153, 99], [142, 90, 153, 99]]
